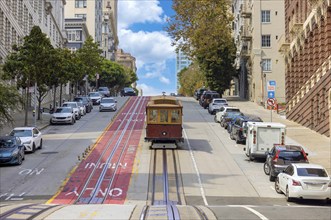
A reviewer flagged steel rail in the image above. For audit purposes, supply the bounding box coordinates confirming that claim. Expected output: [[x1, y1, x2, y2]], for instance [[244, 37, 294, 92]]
[[74, 96, 142, 204], [86, 96, 145, 203], [0, 204, 59, 220], [101, 97, 148, 203]]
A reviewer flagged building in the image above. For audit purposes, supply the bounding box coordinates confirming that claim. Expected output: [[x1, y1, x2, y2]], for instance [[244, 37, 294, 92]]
[[65, 18, 89, 52], [233, 0, 286, 104], [64, 0, 118, 60], [0, 0, 67, 63], [176, 49, 191, 92], [280, 0, 331, 136], [115, 48, 137, 73]]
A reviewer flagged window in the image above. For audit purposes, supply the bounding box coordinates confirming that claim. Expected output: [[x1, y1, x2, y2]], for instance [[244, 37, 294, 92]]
[[262, 59, 271, 71], [261, 35, 271, 47], [148, 109, 157, 123], [261, 10, 270, 23], [160, 110, 168, 123], [171, 110, 180, 123], [75, 0, 87, 8]]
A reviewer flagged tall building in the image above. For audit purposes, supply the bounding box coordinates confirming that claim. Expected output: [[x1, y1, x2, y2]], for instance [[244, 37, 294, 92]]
[[65, 18, 89, 52], [176, 50, 191, 91], [280, 0, 331, 136], [64, 0, 118, 60], [233, 0, 286, 104], [0, 0, 67, 63]]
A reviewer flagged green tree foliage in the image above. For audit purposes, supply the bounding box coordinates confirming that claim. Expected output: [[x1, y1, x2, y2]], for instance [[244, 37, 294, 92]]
[[178, 62, 206, 96], [166, 0, 237, 95], [0, 81, 22, 129], [76, 36, 103, 92]]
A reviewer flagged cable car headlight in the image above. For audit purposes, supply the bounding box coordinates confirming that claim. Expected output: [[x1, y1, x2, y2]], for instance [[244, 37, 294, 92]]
[[162, 131, 167, 136]]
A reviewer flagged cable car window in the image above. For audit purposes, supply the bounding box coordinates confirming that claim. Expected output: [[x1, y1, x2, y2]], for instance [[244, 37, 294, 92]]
[[171, 110, 180, 123], [149, 109, 158, 123], [160, 109, 168, 123]]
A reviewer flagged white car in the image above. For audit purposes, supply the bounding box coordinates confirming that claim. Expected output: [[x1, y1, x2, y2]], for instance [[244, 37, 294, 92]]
[[208, 98, 228, 115], [9, 127, 43, 153], [214, 106, 240, 123], [77, 102, 86, 116], [62, 102, 81, 119], [99, 97, 117, 112], [275, 163, 331, 202], [50, 107, 76, 125]]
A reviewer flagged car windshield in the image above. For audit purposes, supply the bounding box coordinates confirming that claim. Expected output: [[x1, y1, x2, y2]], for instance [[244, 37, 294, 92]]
[[77, 102, 84, 107], [0, 139, 15, 148], [214, 100, 227, 104], [102, 99, 115, 103], [227, 109, 240, 112], [55, 108, 71, 113], [63, 103, 76, 108], [278, 151, 305, 161], [10, 129, 32, 137], [99, 88, 108, 91], [89, 93, 100, 97], [297, 168, 328, 177]]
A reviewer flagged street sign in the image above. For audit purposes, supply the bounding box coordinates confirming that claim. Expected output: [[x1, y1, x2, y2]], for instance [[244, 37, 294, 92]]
[[269, 80, 276, 86], [267, 98, 276, 107], [268, 91, 275, 98]]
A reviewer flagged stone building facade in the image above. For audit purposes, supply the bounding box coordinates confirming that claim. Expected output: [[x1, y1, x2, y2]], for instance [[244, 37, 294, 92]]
[[281, 0, 331, 136]]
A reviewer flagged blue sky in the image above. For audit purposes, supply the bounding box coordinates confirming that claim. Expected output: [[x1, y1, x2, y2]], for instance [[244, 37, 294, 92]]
[[118, 0, 177, 96]]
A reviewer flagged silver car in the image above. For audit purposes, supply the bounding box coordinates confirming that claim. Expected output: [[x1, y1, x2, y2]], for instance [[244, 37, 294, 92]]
[[99, 98, 117, 112], [50, 107, 76, 125]]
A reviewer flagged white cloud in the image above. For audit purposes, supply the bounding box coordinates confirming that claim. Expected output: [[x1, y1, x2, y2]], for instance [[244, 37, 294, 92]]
[[118, 0, 164, 29], [159, 76, 170, 84], [137, 83, 173, 96]]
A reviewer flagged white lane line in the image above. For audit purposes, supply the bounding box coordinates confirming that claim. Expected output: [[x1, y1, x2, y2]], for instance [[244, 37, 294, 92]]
[[183, 128, 208, 206], [229, 205, 269, 220]]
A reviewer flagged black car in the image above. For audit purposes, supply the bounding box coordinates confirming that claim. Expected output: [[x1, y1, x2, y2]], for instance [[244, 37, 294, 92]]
[[73, 96, 93, 113], [121, 87, 136, 96], [0, 136, 25, 165], [220, 111, 244, 129], [194, 88, 206, 101], [264, 144, 309, 181], [230, 115, 263, 144]]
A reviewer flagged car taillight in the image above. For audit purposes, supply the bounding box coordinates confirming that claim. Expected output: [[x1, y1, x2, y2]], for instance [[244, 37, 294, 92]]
[[292, 179, 301, 186], [273, 150, 280, 162], [253, 130, 256, 144], [281, 132, 285, 145], [301, 150, 309, 162]]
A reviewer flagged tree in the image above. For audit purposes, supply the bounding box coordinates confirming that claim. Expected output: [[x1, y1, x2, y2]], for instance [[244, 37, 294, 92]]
[[166, 0, 237, 95], [178, 62, 206, 96], [76, 36, 103, 94]]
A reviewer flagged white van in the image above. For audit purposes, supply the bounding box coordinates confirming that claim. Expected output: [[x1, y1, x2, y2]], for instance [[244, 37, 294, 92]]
[[244, 122, 286, 160]]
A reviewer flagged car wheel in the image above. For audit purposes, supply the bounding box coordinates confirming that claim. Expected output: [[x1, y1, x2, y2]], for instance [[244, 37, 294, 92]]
[[71, 118, 75, 125], [32, 143, 36, 153], [214, 116, 218, 123], [286, 186, 293, 202], [17, 154, 23, 165], [249, 151, 254, 161], [263, 163, 270, 175], [39, 139, 43, 149], [275, 178, 282, 194]]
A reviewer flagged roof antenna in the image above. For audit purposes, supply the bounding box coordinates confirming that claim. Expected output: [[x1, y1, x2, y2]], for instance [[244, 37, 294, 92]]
[[162, 92, 166, 97]]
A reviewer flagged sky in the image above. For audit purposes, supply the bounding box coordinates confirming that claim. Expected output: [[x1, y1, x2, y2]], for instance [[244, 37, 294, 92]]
[[117, 0, 177, 96]]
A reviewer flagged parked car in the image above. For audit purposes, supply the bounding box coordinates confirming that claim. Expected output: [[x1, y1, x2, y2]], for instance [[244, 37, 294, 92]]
[[264, 144, 309, 181], [77, 102, 86, 116], [0, 136, 25, 165], [73, 96, 93, 113], [230, 115, 263, 144], [275, 163, 331, 202], [50, 107, 76, 125], [208, 98, 228, 115], [99, 97, 117, 112], [194, 88, 206, 101], [88, 92, 103, 105], [200, 91, 220, 109], [220, 111, 244, 129], [121, 87, 136, 96], [214, 106, 241, 123], [98, 87, 110, 97], [62, 102, 81, 119], [9, 127, 43, 153]]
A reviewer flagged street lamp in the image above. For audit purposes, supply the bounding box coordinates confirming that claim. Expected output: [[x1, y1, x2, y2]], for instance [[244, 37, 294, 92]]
[[260, 60, 265, 106]]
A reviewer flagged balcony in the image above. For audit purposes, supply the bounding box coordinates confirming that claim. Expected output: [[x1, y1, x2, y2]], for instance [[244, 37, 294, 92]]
[[240, 2, 252, 18], [240, 26, 252, 41], [289, 16, 304, 35], [278, 35, 290, 53]]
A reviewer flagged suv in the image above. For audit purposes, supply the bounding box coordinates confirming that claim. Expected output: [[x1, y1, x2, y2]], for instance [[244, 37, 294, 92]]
[[194, 88, 206, 101], [214, 106, 241, 123], [73, 96, 93, 113], [208, 98, 228, 115], [230, 115, 263, 144], [98, 87, 110, 97], [121, 87, 136, 96], [201, 91, 220, 109], [264, 144, 309, 181]]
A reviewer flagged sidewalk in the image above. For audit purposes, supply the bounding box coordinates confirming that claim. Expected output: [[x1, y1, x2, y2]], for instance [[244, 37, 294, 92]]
[[0, 108, 51, 136], [224, 96, 331, 173]]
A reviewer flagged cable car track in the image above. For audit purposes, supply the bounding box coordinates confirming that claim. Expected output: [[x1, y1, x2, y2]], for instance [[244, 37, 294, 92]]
[[74, 96, 148, 204], [0, 203, 59, 220]]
